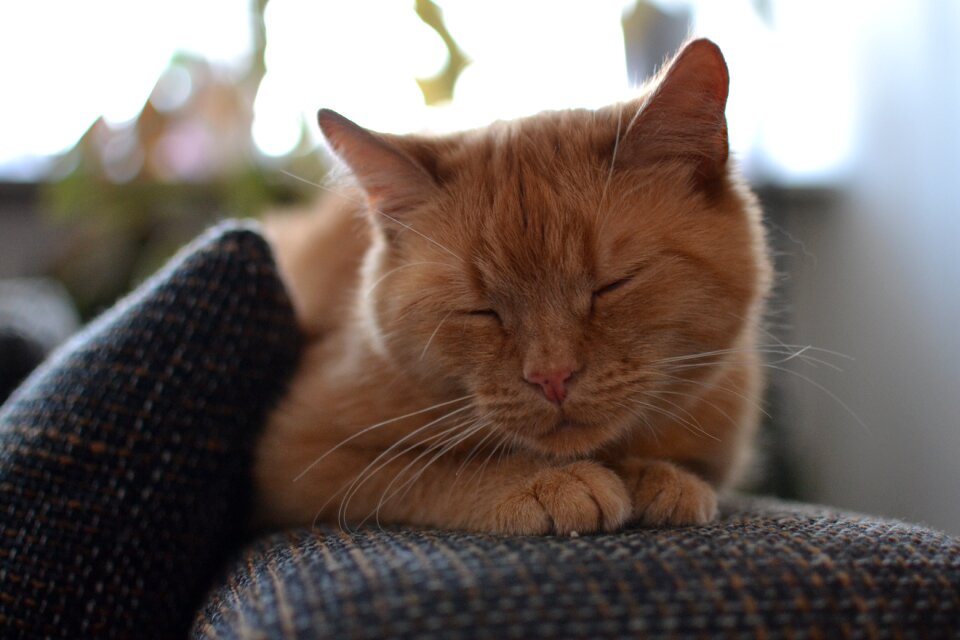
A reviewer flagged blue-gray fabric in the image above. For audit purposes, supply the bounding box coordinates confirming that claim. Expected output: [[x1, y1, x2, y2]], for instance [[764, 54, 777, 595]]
[[194, 498, 960, 639], [0, 225, 302, 639]]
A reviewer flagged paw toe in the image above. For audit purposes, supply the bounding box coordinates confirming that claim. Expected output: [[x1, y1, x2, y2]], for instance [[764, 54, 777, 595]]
[[630, 461, 717, 527], [495, 461, 630, 535]]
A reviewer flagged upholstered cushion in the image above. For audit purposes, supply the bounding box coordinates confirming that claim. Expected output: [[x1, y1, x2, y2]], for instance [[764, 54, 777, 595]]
[[194, 497, 960, 639], [0, 225, 302, 639]]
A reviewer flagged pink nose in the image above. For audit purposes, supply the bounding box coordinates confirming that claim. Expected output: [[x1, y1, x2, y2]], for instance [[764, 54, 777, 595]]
[[525, 368, 574, 405]]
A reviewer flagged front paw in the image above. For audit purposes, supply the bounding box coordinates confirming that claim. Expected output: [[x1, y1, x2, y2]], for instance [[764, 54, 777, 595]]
[[621, 459, 718, 527], [494, 461, 630, 535]]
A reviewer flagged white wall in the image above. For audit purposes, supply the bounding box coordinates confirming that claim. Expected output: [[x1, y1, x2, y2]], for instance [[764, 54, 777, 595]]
[[781, 2, 960, 534]]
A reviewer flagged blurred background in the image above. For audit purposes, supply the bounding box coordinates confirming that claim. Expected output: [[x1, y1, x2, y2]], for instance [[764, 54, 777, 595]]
[[1, 1, 957, 533]]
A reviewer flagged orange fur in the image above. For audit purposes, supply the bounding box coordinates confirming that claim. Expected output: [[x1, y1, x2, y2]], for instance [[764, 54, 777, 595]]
[[255, 39, 772, 534]]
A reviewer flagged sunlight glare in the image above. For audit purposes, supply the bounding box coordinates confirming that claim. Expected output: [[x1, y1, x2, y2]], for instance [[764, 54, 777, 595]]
[[253, 0, 631, 153], [0, 0, 251, 175]]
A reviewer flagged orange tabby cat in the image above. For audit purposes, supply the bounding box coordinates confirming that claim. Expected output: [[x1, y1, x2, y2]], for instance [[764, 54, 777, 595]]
[[255, 39, 772, 535]]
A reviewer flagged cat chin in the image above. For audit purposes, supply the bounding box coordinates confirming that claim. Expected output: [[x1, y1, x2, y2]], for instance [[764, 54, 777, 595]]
[[472, 393, 630, 458], [518, 418, 626, 459]]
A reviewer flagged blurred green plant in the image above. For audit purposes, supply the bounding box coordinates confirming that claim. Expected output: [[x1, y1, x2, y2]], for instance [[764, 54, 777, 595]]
[[40, 0, 471, 319], [39, 1, 320, 318]]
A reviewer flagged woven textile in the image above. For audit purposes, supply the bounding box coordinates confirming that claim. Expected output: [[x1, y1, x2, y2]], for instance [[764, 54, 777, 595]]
[[0, 225, 302, 639], [194, 497, 960, 639]]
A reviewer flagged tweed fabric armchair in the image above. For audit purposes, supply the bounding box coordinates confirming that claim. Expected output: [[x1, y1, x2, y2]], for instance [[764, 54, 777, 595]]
[[1, 224, 957, 639]]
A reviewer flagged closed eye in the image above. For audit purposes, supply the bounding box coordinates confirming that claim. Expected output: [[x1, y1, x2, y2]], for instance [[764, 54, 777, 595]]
[[592, 277, 632, 298], [464, 308, 501, 321]]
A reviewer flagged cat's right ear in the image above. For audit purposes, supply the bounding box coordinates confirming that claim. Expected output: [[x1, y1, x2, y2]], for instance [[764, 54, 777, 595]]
[[317, 109, 438, 217], [617, 38, 730, 187]]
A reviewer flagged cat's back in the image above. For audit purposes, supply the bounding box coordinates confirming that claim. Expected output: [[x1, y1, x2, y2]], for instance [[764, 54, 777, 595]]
[[264, 191, 370, 337]]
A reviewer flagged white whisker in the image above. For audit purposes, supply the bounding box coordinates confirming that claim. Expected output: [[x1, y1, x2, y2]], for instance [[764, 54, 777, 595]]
[[764, 363, 867, 430], [660, 358, 865, 431], [294, 394, 474, 482], [630, 398, 721, 442], [420, 310, 454, 361], [333, 414, 474, 528], [648, 388, 739, 431], [371, 419, 491, 524], [614, 400, 661, 445], [364, 417, 482, 526], [657, 344, 849, 368], [376, 208, 462, 260], [454, 422, 499, 478], [317, 416, 465, 531], [468, 431, 512, 486], [652, 370, 772, 420]]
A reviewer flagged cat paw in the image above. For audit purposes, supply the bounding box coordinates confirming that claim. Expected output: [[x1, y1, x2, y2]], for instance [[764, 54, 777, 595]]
[[494, 461, 630, 535], [621, 459, 718, 527]]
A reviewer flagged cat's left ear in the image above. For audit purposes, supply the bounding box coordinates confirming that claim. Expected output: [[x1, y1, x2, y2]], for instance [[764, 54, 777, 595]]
[[618, 38, 729, 185], [318, 109, 438, 216]]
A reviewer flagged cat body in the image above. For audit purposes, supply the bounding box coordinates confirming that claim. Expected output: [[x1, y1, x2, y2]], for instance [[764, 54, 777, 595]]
[[255, 39, 772, 535]]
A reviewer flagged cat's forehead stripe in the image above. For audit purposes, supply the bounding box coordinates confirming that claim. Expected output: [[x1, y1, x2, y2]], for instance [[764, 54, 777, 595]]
[[458, 136, 599, 297]]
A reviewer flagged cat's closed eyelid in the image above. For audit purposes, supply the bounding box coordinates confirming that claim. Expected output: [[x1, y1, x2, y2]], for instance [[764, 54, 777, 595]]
[[592, 257, 656, 298], [592, 276, 633, 297], [463, 308, 501, 320]]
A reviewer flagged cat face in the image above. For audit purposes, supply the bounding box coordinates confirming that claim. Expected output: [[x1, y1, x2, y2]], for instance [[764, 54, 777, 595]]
[[321, 39, 770, 458]]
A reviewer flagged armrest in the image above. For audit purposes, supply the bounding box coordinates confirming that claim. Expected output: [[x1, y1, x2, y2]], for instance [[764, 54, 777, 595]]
[[0, 223, 302, 638]]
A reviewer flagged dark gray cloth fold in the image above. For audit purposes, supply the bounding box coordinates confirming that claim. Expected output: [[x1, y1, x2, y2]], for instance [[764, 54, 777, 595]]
[[0, 224, 302, 639], [194, 496, 960, 639]]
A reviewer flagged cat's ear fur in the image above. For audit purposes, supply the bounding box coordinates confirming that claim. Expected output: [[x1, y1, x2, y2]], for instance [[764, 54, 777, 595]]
[[619, 38, 729, 184], [317, 109, 438, 218]]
